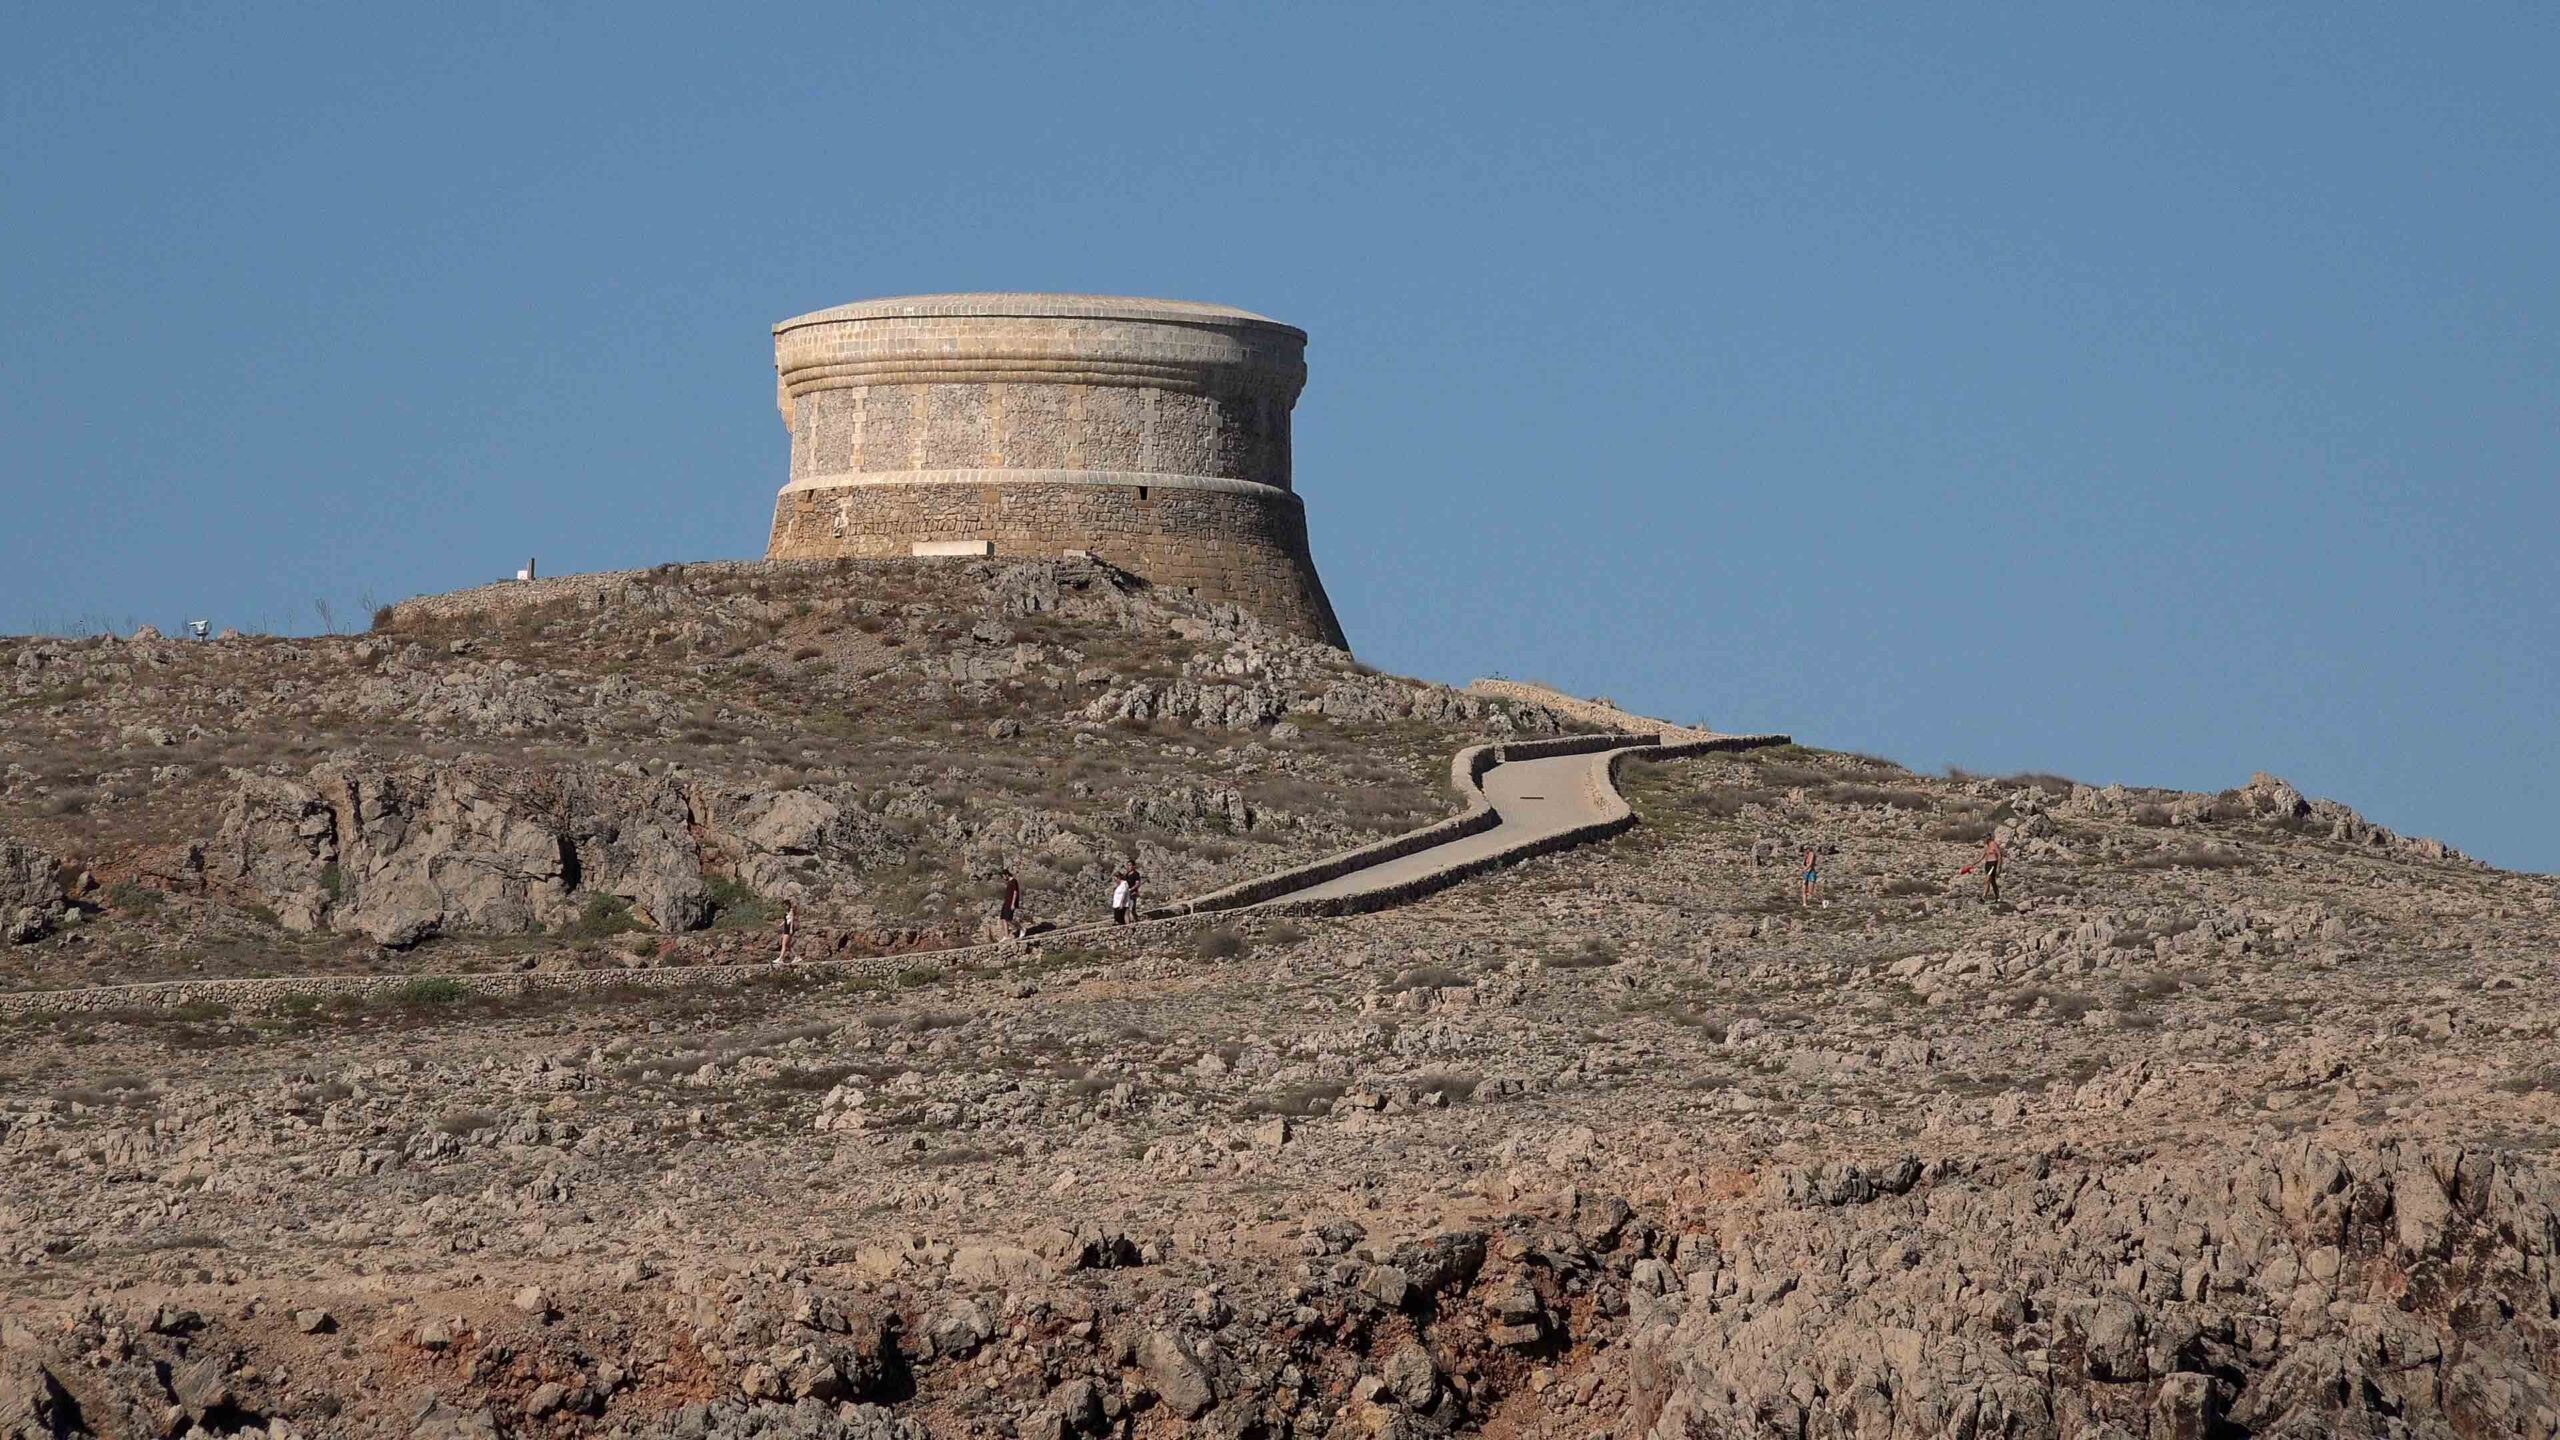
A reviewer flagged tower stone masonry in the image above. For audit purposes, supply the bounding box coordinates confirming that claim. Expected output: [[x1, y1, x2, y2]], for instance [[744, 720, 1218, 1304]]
[[764, 292, 1347, 648]]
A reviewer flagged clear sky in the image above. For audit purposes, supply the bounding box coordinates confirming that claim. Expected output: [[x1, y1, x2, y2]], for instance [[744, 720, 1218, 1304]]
[[4, 6, 2553, 871]]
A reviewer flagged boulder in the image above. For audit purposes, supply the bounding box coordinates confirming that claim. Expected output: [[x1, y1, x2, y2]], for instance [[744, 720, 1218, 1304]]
[[949, 1244, 1050, 1288], [0, 1355, 75, 1438], [739, 791, 841, 855], [1134, 1330, 1214, 1420], [1383, 1343, 1440, 1409], [0, 838, 68, 944]]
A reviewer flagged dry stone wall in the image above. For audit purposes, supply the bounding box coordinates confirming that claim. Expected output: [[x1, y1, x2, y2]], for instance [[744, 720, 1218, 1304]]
[[1465, 678, 1712, 737], [1172, 730, 1792, 919], [381, 561, 771, 631]]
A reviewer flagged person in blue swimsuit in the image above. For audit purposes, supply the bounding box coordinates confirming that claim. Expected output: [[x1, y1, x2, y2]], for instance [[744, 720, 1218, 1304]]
[[1799, 845, 1821, 906]]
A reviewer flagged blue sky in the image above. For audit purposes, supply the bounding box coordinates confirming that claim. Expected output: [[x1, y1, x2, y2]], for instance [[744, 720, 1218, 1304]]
[[3, 5, 2553, 870]]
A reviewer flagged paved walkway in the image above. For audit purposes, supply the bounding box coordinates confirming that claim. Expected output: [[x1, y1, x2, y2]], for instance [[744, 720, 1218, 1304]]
[[1278, 748, 1621, 904]]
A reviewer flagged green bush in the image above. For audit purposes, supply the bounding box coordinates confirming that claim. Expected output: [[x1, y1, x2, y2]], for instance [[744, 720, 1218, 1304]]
[[105, 880, 164, 914], [705, 875, 771, 930], [386, 977, 468, 1006], [567, 893, 643, 940], [317, 864, 344, 900]]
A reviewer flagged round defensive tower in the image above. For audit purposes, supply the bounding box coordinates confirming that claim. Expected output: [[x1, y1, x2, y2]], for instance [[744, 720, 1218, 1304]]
[[766, 292, 1346, 648]]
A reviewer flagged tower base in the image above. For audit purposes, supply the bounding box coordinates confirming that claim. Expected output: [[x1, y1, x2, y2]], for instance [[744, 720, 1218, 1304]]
[[766, 472, 1346, 650]]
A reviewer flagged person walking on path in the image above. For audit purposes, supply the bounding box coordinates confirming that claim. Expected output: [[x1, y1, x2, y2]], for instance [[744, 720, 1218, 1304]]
[[1961, 834, 2005, 900], [1799, 845, 1821, 907], [1111, 861, 1143, 926], [777, 900, 798, 962], [999, 869, 1023, 938]]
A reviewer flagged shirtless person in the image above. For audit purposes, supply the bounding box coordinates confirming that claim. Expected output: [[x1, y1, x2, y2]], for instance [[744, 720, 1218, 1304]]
[[1799, 845, 1821, 906], [1979, 835, 2004, 900]]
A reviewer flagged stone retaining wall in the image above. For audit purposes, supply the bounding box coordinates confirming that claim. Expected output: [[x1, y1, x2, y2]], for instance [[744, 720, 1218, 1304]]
[[1251, 732, 1788, 918], [380, 560, 775, 631], [1161, 741, 1519, 917], [1169, 730, 1791, 919], [377, 556, 1149, 635], [1464, 678, 1709, 738]]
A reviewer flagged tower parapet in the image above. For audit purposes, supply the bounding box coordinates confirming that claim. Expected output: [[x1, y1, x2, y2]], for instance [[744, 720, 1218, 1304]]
[[765, 293, 1345, 648]]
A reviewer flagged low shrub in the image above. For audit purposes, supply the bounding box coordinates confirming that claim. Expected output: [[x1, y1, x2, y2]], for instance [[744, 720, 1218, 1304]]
[[705, 875, 771, 930], [761, 1064, 858, 1092], [1243, 1081, 1347, 1117], [105, 880, 164, 914], [1410, 1071, 1481, 1103], [567, 893, 644, 940], [1194, 928, 1250, 961], [1832, 785, 1934, 811], [1386, 964, 1472, 992], [1545, 939, 1620, 969], [2126, 845, 2252, 872], [386, 977, 469, 1006]]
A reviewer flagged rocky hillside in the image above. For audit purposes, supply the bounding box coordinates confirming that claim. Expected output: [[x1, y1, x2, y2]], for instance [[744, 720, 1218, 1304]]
[[0, 559, 1566, 991], [4, 727, 2553, 1438]]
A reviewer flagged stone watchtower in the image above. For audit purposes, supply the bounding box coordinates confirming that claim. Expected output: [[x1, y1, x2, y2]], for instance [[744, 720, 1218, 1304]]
[[764, 293, 1346, 648]]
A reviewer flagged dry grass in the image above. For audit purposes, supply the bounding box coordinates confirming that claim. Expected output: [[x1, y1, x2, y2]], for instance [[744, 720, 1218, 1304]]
[[1193, 928, 1251, 961], [2125, 844, 2253, 872], [1544, 939, 1621, 970], [1385, 964, 1472, 993], [1243, 1082, 1347, 1117]]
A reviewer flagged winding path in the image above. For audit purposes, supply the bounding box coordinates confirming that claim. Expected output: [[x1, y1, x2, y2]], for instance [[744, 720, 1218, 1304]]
[[0, 723, 1786, 1017], [1271, 749, 1631, 905]]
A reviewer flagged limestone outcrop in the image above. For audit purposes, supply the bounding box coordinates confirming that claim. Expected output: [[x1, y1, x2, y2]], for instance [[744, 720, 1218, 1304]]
[[0, 837, 67, 944], [213, 760, 711, 946]]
